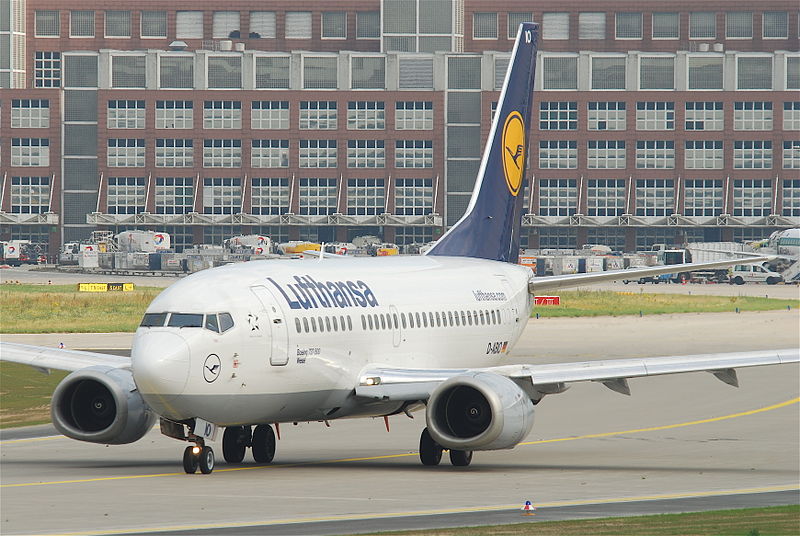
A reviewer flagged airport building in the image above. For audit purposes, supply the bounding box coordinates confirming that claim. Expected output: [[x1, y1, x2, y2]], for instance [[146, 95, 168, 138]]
[[0, 0, 798, 254]]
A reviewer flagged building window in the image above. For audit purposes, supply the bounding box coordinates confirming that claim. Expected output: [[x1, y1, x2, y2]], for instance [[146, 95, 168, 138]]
[[299, 140, 337, 168], [105, 10, 131, 38], [347, 101, 385, 130], [203, 139, 241, 168], [539, 141, 578, 169], [588, 179, 625, 217], [107, 139, 145, 168], [11, 139, 50, 167], [356, 11, 380, 39], [299, 178, 337, 215], [107, 177, 145, 214], [473, 13, 497, 39], [251, 140, 289, 168], [203, 178, 241, 214], [652, 12, 678, 39], [347, 140, 385, 168], [160, 56, 193, 89], [539, 228, 577, 249], [176, 11, 203, 39], [539, 102, 577, 130], [141, 11, 167, 38], [784, 102, 800, 131], [156, 177, 194, 214], [685, 102, 723, 131], [685, 141, 723, 169], [207, 56, 242, 89], [690, 12, 716, 39], [107, 100, 144, 129], [203, 101, 241, 129], [683, 179, 722, 217], [286, 12, 312, 39], [687, 56, 724, 90], [395, 140, 433, 168], [636, 228, 677, 249], [396, 101, 433, 130], [322, 12, 346, 39], [587, 228, 626, 251], [508, 12, 533, 39], [782, 179, 800, 216], [70, 11, 95, 37], [347, 179, 385, 215], [542, 13, 569, 40], [588, 102, 626, 131], [579, 12, 605, 39], [212, 11, 240, 39], [783, 141, 800, 169], [34, 52, 61, 88], [542, 56, 577, 90], [734, 102, 772, 130], [156, 139, 193, 168], [395, 178, 433, 216], [111, 55, 145, 88], [11, 177, 50, 214], [636, 102, 674, 130], [591, 57, 625, 90], [763, 11, 788, 39], [351, 56, 385, 89], [35, 10, 60, 37], [538, 179, 577, 216], [733, 141, 772, 169], [395, 227, 434, 245], [255, 56, 290, 89], [156, 101, 193, 129], [11, 100, 50, 129], [251, 101, 289, 130], [635, 141, 675, 169], [303, 56, 338, 89], [726, 12, 753, 39], [733, 179, 771, 217], [616, 12, 642, 39], [639, 56, 675, 90], [636, 179, 674, 216], [737, 56, 773, 90], [300, 101, 337, 130], [250, 12, 276, 39], [587, 141, 626, 169], [251, 178, 289, 215]]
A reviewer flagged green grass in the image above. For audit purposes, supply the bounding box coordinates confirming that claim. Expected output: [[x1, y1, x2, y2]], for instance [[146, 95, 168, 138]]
[[0, 284, 163, 333], [533, 290, 799, 318], [352, 505, 800, 535], [0, 361, 67, 428]]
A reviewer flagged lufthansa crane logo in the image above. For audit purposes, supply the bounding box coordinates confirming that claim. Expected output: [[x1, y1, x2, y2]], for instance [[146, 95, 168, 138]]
[[501, 111, 525, 196], [203, 354, 221, 383]]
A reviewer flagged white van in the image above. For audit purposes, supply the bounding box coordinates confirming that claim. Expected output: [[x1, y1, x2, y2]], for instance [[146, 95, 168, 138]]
[[730, 264, 783, 285]]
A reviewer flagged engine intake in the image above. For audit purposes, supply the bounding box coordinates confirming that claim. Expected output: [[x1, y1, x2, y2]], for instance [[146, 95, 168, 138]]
[[51, 366, 156, 445], [426, 372, 534, 451]]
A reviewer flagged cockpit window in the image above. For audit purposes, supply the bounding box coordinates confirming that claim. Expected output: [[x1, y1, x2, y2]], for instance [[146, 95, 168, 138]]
[[204, 314, 220, 333], [219, 312, 234, 332], [140, 313, 167, 327], [168, 313, 204, 328]]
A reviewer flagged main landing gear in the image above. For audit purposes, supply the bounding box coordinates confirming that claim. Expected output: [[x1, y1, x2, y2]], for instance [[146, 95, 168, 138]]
[[221, 424, 276, 464], [419, 427, 473, 467]]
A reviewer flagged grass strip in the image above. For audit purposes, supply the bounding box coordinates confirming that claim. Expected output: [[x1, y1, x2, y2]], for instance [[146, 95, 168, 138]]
[[0, 362, 67, 428], [351, 504, 800, 536]]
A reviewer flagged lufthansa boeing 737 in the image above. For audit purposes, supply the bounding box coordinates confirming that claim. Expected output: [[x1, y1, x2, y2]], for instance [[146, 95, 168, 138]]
[[2, 23, 797, 474]]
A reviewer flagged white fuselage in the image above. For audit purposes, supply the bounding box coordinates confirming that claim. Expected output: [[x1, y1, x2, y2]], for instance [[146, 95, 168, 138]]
[[131, 256, 534, 426]]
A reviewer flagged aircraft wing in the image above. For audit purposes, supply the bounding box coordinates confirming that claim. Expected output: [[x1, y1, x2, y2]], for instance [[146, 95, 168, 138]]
[[0, 342, 131, 373], [355, 348, 799, 402], [529, 256, 772, 293]]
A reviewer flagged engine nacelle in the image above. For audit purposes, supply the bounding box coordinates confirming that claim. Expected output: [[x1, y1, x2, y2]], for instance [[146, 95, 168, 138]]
[[51, 366, 156, 445], [426, 372, 534, 451]]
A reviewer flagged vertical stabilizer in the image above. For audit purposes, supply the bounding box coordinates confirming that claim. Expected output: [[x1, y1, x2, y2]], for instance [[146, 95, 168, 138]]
[[426, 23, 538, 263]]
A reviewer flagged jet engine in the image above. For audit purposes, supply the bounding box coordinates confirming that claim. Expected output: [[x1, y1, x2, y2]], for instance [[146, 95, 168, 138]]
[[51, 366, 156, 444], [425, 371, 534, 451]]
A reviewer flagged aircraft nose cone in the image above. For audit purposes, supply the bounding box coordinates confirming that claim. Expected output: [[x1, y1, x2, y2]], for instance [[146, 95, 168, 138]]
[[132, 332, 190, 397]]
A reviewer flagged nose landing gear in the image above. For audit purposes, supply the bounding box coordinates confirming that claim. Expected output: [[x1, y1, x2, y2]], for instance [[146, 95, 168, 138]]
[[183, 442, 215, 474]]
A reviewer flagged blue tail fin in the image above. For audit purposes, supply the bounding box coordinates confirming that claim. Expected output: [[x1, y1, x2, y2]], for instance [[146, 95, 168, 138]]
[[426, 23, 538, 263]]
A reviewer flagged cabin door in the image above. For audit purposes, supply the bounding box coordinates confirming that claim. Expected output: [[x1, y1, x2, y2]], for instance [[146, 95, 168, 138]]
[[250, 285, 290, 366]]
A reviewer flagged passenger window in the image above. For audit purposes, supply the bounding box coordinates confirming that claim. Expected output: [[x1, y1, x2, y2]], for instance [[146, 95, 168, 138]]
[[368, 315, 374, 330], [434, 312, 441, 327], [479, 310, 485, 325], [491, 310, 496, 324], [460, 311, 466, 325], [168, 313, 204, 328], [401, 313, 407, 329], [347, 316, 352, 330], [415, 312, 421, 327], [332, 316, 339, 331], [468, 311, 473, 326], [447, 311, 453, 326], [204, 314, 220, 333], [341, 316, 347, 330], [219, 312, 235, 332], [361, 315, 366, 330], [325, 317, 332, 331], [140, 312, 167, 327], [454, 311, 460, 327], [422, 313, 429, 328], [295, 318, 302, 333], [393, 313, 399, 328], [318, 316, 325, 332], [428, 312, 434, 327], [310, 317, 317, 332], [380, 314, 386, 330], [303, 317, 309, 332]]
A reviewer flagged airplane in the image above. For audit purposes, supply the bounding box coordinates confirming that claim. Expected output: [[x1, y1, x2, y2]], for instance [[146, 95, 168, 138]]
[[2, 22, 797, 475]]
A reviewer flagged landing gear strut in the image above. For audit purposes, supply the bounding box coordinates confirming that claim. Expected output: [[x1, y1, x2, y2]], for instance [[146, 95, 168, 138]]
[[419, 427, 473, 467]]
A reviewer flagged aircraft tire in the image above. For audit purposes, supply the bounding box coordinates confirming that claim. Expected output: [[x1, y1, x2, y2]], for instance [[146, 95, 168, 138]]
[[222, 426, 247, 463], [419, 427, 443, 466], [199, 446, 215, 474], [182, 446, 198, 474], [252, 424, 276, 463], [449, 449, 473, 467]]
